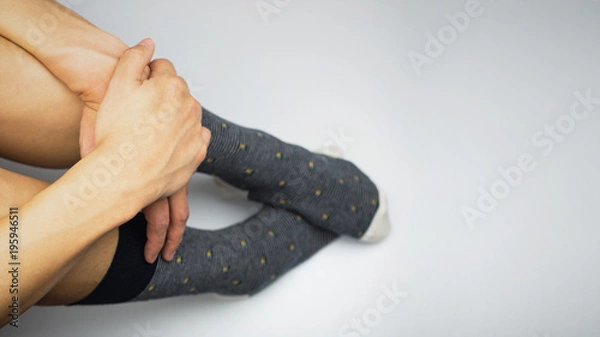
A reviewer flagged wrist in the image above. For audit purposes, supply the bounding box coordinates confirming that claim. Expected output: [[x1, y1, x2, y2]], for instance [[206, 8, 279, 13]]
[[51, 147, 146, 231], [90, 141, 159, 214]]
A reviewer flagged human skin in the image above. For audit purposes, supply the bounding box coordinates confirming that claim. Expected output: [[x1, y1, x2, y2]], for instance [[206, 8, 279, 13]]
[[0, 169, 119, 307], [0, 0, 194, 265], [0, 38, 211, 327]]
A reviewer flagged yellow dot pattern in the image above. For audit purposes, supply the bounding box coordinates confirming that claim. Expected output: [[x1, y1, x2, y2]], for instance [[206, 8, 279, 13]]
[[138, 117, 383, 298]]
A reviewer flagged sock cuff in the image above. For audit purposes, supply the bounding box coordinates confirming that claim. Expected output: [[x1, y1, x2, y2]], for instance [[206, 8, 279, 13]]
[[66, 213, 157, 306]]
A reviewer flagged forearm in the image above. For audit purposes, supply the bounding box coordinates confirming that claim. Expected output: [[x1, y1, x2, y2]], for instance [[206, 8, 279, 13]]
[[0, 149, 146, 327], [0, 0, 92, 55], [0, 0, 126, 97]]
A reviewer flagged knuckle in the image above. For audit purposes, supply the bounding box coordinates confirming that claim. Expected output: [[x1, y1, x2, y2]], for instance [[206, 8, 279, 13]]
[[150, 218, 170, 234], [204, 128, 212, 140], [182, 96, 198, 114], [156, 58, 175, 69], [168, 76, 188, 93], [177, 208, 190, 223], [196, 144, 208, 162], [165, 233, 182, 247], [122, 47, 146, 63], [190, 98, 201, 114]]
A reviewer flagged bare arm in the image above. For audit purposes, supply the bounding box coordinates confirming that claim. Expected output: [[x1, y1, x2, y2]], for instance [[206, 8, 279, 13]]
[[0, 40, 210, 328], [0, 0, 198, 265], [0, 0, 127, 103], [0, 150, 143, 327]]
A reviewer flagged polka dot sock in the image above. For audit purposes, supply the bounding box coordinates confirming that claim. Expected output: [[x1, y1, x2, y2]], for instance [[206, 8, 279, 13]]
[[129, 206, 338, 301], [198, 108, 391, 242]]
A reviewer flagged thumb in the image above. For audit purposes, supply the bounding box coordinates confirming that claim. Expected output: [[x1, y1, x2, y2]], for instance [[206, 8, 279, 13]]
[[111, 38, 155, 89]]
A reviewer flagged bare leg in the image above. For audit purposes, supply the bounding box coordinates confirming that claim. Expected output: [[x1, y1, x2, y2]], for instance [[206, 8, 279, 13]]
[[0, 169, 118, 305], [0, 35, 116, 305], [0, 35, 83, 168]]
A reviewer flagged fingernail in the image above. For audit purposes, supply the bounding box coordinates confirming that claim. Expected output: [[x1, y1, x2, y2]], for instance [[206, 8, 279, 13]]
[[139, 38, 154, 48]]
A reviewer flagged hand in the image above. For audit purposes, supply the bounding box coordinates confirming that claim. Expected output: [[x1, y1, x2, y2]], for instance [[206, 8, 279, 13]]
[[69, 35, 133, 157], [0, 0, 195, 262], [72, 37, 193, 263], [142, 187, 190, 263], [93, 39, 211, 228]]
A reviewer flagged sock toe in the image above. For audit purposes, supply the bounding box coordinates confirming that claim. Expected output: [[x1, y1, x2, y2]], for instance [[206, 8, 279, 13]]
[[359, 185, 391, 243]]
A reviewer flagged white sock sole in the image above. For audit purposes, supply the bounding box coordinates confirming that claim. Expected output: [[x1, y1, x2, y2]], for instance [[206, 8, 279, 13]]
[[359, 184, 391, 243]]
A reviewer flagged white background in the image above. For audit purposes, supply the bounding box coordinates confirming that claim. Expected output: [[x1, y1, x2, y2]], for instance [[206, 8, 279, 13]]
[[1, 0, 600, 336]]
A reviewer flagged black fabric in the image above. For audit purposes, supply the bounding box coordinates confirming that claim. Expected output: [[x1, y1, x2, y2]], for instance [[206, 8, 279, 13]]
[[67, 212, 157, 305]]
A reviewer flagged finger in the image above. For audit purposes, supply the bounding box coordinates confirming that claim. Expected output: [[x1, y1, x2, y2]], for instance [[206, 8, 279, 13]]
[[141, 65, 151, 81], [143, 198, 170, 263], [201, 127, 212, 146], [111, 38, 155, 88], [148, 58, 178, 79], [161, 186, 190, 261]]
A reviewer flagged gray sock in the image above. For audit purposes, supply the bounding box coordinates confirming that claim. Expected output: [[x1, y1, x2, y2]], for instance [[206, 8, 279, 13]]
[[129, 206, 338, 301], [198, 108, 382, 239]]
